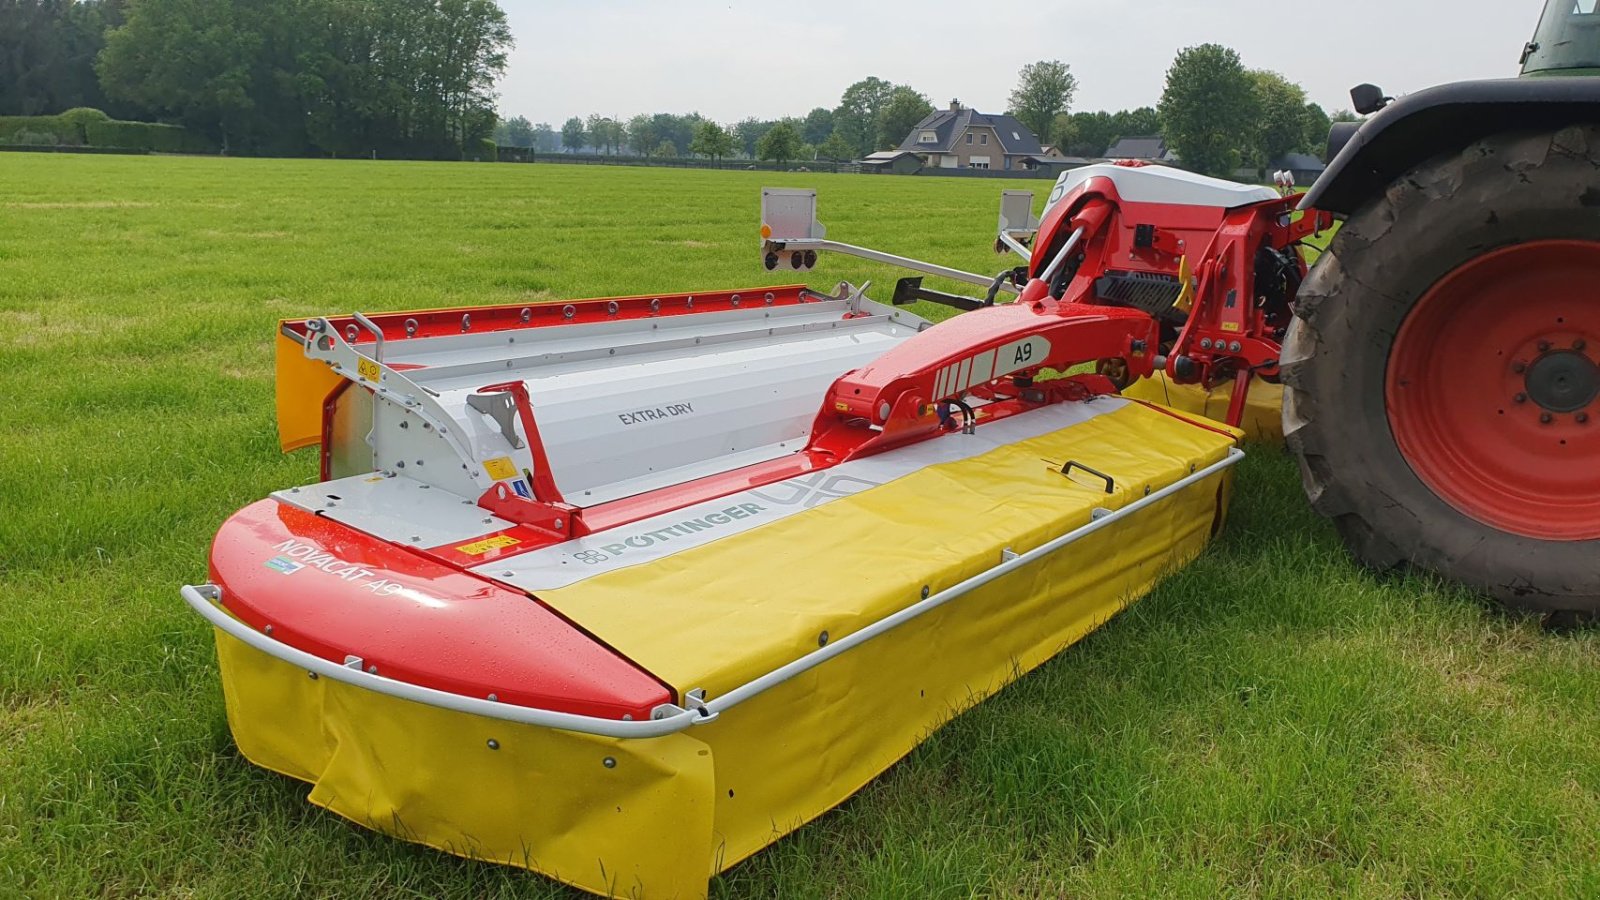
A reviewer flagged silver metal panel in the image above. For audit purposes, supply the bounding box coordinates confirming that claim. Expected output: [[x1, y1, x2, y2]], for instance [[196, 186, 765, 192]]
[[999, 190, 1038, 237], [273, 473, 511, 548], [760, 187, 825, 241], [295, 294, 936, 507]]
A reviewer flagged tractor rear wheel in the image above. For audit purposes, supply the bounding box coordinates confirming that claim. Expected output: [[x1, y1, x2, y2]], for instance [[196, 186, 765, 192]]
[[1283, 125, 1600, 619]]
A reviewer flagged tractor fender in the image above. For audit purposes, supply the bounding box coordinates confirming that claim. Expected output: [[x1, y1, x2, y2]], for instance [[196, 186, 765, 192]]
[[1301, 77, 1600, 216]]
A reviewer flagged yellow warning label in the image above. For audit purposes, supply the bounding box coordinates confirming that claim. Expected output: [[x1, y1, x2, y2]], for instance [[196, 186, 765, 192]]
[[482, 457, 517, 480], [357, 357, 381, 382], [455, 535, 522, 555], [1220, 322, 1241, 333]]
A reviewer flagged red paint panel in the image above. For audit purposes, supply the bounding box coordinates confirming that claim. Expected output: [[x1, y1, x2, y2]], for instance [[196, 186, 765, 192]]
[[281, 285, 816, 347], [209, 499, 673, 720]]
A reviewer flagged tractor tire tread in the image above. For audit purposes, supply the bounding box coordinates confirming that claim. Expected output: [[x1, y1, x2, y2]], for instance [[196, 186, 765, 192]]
[[1284, 125, 1600, 616]]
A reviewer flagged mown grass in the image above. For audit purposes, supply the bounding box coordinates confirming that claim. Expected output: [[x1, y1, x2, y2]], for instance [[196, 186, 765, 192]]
[[1, 155, 1597, 899]]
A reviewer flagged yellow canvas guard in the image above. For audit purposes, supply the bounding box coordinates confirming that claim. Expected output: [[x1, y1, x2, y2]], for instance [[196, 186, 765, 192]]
[[212, 400, 1239, 898], [1121, 372, 1285, 443]]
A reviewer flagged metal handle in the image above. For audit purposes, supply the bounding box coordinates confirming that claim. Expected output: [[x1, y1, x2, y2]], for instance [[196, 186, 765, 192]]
[[1060, 460, 1115, 494], [352, 311, 385, 364], [183, 447, 1242, 740]]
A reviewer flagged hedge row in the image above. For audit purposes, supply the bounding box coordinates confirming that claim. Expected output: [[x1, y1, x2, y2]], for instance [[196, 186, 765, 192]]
[[0, 108, 215, 153]]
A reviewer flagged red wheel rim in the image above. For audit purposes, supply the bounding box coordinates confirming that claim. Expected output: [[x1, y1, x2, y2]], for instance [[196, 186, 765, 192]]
[[1387, 241, 1600, 541]]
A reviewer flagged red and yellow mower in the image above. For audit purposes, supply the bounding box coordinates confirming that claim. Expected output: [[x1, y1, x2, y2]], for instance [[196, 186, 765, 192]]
[[186, 164, 1321, 896]]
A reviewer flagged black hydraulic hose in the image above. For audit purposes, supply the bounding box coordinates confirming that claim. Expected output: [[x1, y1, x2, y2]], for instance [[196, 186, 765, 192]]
[[983, 270, 1012, 306]]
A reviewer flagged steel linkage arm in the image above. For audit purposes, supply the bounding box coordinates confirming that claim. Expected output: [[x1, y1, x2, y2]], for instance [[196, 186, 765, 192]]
[[814, 300, 1161, 456]]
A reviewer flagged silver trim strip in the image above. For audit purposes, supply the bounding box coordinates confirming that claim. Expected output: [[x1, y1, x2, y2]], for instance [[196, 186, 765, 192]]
[[183, 447, 1242, 739]]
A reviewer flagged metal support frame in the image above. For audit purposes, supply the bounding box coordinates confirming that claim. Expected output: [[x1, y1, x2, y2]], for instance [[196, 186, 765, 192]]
[[183, 447, 1242, 739], [294, 317, 491, 490], [760, 186, 1021, 295], [766, 238, 1024, 295]]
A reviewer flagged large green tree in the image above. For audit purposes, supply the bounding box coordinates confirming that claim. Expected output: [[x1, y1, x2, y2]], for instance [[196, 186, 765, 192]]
[[689, 120, 734, 161], [1159, 44, 1258, 177], [816, 131, 853, 161], [560, 116, 585, 151], [734, 117, 772, 157], [874, 86, 932, 151], [0, 0, 126, 116], [531, 121, 557, 152], [832, 76, 893, 156], [1007, 60, 1077, 145], [626, 113, 658, 155], [585, 114, 622, 153], [1302, 102, 1331, 158], [801, 106, 834, 144], [97, 0, 512, 157], [1248, 69, 1313, 168], [756, 121, 801, 166], [499, 114, 534, 147]]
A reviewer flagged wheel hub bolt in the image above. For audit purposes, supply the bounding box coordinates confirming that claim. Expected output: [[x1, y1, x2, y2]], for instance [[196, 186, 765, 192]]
[[1538, 340, 1553, 353], [1580, 413, 1591, 425], [1576, 339, 1588, 352], [1512, 361, 1527, 374], [1541, 412, 1554, 424], [1514, 393, 1528, 404]]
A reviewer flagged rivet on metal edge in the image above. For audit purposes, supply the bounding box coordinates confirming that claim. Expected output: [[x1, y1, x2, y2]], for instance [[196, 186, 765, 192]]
[[603, 757, 617, 768], [623, 714, 633, 721], [520, 308, 531, 323], [650, 298, 661, 313], [487, 739, 500, 750], [263, 624, 274, 635], [404, 318, 418, 336], [818, 630, 830, 647], [764, 292, 775, 305], [554, 517, 565, 529], [607, 301, 619, 316], [345, 324, 358, 341], [461, 313, 471, 332], [921, 585, 931, 599], [563, 304, 576, 319], [366, 664, 378, 674], [731, 294, 741, 307], [487, 693, 498, 702], [307, 671, 318, 680]]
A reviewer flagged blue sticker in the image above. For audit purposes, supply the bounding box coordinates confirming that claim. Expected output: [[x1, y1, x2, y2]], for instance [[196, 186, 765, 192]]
[[511, 479, 532, 499], [263, 556, 304, 575]]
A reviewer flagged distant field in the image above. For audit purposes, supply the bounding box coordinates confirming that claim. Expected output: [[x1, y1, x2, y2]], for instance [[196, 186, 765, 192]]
[[2, 155, 1597, 898]]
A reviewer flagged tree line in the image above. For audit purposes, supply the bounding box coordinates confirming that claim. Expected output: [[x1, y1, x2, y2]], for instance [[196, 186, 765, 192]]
[[499, 77, 940, 166], [504, 55, 1347, 174], [3, 0, 511, 158], [6, 4, 1346, 173]]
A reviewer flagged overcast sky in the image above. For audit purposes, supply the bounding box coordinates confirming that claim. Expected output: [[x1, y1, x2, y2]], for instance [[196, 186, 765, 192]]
[[495, 1, 1538, 125]]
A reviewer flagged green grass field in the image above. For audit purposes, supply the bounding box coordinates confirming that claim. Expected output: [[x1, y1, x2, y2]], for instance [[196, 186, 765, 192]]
[[2, 155, 1598, 899]]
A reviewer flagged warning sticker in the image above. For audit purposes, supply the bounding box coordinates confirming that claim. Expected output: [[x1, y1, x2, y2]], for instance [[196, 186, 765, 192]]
[[456, 535, 522, 556], [357, 357, 381, 382], [482, 456, 517, 480]]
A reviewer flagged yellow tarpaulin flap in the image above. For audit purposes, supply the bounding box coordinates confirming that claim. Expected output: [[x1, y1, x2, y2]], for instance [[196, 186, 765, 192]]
[[214, 400, 1239, 898], [535, 401, 1233, 700], [1121, 372, 1284, 443], [274, 328, 343, 453]]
